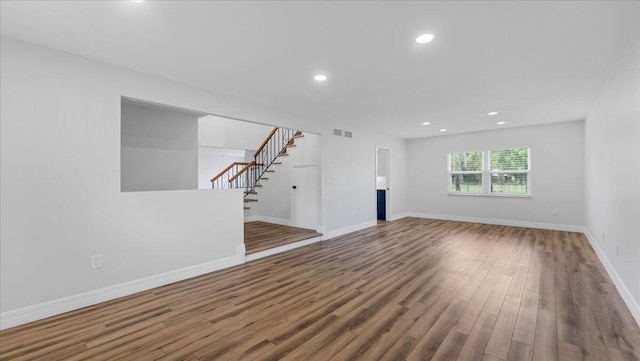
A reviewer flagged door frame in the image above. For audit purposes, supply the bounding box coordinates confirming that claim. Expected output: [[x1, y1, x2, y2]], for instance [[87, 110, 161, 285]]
[[290, 164, 321, 231], [375, 146, 391, 221]]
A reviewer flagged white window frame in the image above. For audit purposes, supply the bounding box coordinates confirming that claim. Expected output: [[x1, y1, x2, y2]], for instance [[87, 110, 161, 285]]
[[448, 147, 532, 197], [447, 152, 484, 194]]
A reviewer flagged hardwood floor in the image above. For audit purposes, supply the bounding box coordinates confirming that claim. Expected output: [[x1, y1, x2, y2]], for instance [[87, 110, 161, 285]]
[[244, 221, 322, 254], [1, 218, 639, 360]]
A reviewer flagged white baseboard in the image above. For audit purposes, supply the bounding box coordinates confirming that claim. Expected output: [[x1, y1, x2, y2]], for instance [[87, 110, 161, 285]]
[[407, 212, 584, 232], [245, 236, 323, 262], [389, 212, 410, 221], [322, 220, 378, 241], [244, 215, 258, 223], [407, 212, 639, 328], [236, 243, 246, 264], [583, 229, 640, 328], [252, 216, 291, 226], [0, 250, 245, 331]]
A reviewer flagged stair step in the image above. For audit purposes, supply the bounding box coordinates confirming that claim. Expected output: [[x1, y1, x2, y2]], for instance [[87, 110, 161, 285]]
[[265, 170, 275, 173], [260, 177, 269, 180], [245, 190, 257, 194], [244, 199, 258, 202], [278, 153, 289, 157], [292, 135, 304, 139], [254, 185, 263, 187], [284, 144, 297, 148], [272, 162, 282, 165], [244, 206, 251, 210]]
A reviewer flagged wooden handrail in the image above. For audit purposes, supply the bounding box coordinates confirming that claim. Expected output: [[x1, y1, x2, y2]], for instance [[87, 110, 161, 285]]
[[228, 161, 256, 182], [254, 127, 279, 158], [210, 162, 250, 182]]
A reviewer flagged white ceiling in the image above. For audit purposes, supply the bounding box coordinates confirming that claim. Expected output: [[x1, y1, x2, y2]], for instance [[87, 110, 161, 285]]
[[1, 1, 638, 139]]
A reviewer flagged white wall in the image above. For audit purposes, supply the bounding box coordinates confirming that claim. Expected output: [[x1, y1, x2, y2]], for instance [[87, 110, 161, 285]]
[[0, 36, 300, 321], [255, 133, 320, 224], [0, 37, 409, 327], [320, 125, 409, 234], [199, 114, 273, 150], [197, 147, 245, 190], [406, 121, 585, 229], [584, 34, 640, 316], [121, 101, 198, 192]]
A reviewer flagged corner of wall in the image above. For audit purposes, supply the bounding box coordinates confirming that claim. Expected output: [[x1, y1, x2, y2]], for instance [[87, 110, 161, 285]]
[[582, 228, 640, 327], [0, 254, 244, 330], [321, 220, 377, 241]]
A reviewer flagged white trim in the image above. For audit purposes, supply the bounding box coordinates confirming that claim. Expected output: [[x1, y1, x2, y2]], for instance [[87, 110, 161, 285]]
[[389, 212, 410, 221], [236, 243, 246, 264], [447, 192, 532, 198], [375, 146, 392, 221], [253, 216, 292, 226], [291, 164, 321, 230], [583, 229, 640, 327], [408, 212, 639, 328], [0, 253, 244, 330], [448, 147, 531, 197], [244, 215, 258, 223], [4, 216, 637, 333], [322, 220, 377, 241], [407, 212, 584, 232], [245, 235, 323, 262]]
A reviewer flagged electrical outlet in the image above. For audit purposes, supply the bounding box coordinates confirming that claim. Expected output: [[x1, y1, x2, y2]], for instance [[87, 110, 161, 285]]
[[90, 255, 102, 270], [552, 209, 559, 216]]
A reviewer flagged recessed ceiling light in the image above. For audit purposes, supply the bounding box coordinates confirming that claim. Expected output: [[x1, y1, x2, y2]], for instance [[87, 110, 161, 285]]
[[422, 122, 431, 125], [497, 121, 506, 125], [488, 112, 498, 116], [416, 34, 434, 44], [314, 74, 327, 81], [439, 128, 447, 132]]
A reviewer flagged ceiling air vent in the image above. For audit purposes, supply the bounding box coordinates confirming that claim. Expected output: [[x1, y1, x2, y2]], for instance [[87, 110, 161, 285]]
[[333, 129, 342, 136], [344, 131, 353, 138]]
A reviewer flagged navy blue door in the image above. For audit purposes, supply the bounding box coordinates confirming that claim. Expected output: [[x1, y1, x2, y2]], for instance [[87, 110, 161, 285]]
[[377, 190, 386, 220]]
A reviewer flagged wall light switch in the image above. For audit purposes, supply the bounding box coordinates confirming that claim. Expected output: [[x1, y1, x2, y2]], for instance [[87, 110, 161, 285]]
[[90, 255, 102, 270]]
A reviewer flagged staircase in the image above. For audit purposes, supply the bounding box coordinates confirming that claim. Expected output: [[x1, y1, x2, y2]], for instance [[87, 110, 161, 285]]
[[210, 127, 304, 210]]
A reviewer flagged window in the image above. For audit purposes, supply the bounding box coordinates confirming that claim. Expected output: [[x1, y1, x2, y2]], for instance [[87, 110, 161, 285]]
[[449, 151, 483, 194], [448, 147, 530, 196], [490, 148, 529, 195]]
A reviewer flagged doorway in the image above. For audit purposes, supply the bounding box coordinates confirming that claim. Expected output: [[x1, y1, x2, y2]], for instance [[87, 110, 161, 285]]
[[291, 165, 320, 230], [376, 147, 390, 221]]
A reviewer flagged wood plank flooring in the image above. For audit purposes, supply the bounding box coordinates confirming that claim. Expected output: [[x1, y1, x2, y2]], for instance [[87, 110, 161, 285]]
[[1, 218, 639, 360], [244, 221, 322, 254]]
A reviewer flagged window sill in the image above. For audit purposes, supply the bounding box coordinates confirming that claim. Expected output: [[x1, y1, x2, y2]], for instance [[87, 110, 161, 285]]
[[447, 192, 532, 198]]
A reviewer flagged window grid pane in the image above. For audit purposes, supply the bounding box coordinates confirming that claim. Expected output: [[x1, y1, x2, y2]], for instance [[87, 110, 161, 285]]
[[491, 173, 528, 194], [450, 151, 483, 172], [490, 148, 529, 171], [450, 174, 482, 193]]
